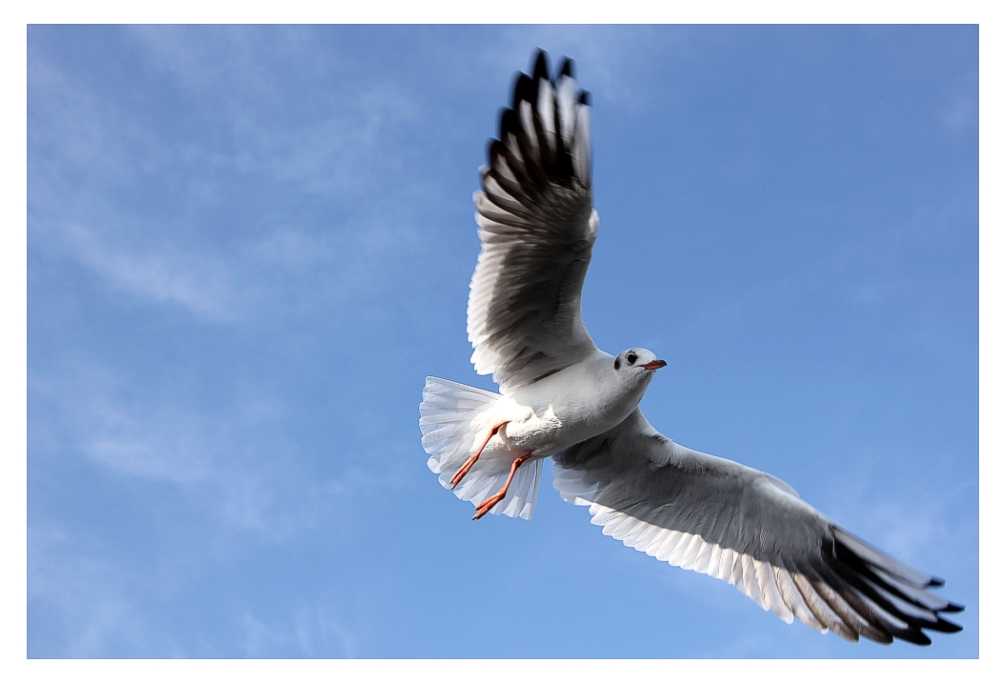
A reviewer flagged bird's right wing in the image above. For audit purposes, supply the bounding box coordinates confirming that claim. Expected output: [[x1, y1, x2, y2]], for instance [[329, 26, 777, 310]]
[[468, 50, 599, 392], [551, 409, 963, 645]]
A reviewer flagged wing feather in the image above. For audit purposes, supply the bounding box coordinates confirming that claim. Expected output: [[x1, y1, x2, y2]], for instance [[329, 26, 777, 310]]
[[468, 50, 599, 391], [551, 409, 964, 644]]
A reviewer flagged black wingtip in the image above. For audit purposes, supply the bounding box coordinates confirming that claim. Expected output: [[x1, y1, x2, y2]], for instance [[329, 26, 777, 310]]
[[557, 56, 575, 79], [512, 72, 534, 107], [485, 138, 500, 163], [931, 617, 964, 634], [531, 49, 550, 82], [892, 628, 933, 646], [942, 601, 965, 613], [498, 107, 520, 138], [911, 634, 933, 646], [578, 90, 590, 106], [927, 576, 945, 587]]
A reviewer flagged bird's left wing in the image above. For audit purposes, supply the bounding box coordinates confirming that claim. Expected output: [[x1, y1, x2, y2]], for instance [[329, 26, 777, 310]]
[[468, 50, 599, 392], [551, 409, 963, 645]]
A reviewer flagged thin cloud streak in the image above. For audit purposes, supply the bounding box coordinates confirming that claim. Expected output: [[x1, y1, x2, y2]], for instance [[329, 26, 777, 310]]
[[30, 33, 429, 326], [59, 222, 239, 324], [30, 358, 410, 540]]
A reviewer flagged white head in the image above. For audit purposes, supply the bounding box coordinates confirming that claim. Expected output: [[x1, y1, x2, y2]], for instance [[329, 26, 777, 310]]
[[612, 347, 667, 386]]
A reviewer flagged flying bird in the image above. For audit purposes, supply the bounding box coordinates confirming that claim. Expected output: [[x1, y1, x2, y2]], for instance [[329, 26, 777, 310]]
[[418, 50, 963, 646]]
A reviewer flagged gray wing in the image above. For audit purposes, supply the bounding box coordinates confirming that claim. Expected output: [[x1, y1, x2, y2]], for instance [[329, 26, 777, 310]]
[[552, 409, 964, 645], [468, 51, 599, 392]]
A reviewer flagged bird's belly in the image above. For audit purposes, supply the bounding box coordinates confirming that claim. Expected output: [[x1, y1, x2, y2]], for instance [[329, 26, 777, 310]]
[[501, 417, 565, 457], [496, 398, 626, 458]]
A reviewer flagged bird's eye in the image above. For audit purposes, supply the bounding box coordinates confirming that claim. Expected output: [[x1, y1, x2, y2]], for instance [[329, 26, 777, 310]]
[[626, 352, 638, 365]]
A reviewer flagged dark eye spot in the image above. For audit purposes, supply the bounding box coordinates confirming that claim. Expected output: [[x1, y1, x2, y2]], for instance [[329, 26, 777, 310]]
[[627, 352, 638, 365], [614, 358, 621, 370]]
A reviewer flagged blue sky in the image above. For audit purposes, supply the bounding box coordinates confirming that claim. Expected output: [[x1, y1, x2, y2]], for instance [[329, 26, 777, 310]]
[[26, 25, 978, 659]]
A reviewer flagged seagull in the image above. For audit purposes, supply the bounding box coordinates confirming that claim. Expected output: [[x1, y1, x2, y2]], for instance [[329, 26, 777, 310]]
[[418, 50, 963, 645]]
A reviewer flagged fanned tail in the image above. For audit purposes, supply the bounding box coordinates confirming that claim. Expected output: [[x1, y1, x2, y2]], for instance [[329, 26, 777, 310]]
[[419, 377, 542, 519]]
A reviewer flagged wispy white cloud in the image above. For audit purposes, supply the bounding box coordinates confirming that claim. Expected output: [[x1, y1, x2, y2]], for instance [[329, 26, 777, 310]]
[[28, 355, 411, 656], [28, 525, 176, 657], [28, 31, 436, 656], [124, 25, 282, 97], [293, 605, 358, 658], [815, 441, 975, 572], [31, 357, 411, 541], [59, 222, 240, 323], [44, 208, 424, 326], [239, 603, 357, 658], [30, 28, 428, 327]]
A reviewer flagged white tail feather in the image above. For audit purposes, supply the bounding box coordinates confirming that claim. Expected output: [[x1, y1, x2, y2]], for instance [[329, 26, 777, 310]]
[[419, 377, 542, 519]]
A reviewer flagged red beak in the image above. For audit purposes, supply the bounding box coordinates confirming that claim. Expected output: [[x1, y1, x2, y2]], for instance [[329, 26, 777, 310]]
[[641, 359, 667, 370]]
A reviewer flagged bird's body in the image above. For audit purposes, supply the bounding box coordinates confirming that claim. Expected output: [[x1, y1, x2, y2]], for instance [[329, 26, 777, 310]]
[[470, 348, 656, 459], [418, 50, 963, 645]]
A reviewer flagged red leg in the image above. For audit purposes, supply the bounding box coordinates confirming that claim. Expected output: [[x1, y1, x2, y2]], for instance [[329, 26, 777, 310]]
[[472, 453, 533, 520], [450, 421, 509, 489]]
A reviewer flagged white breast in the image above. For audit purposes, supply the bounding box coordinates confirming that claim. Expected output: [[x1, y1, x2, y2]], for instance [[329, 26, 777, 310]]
[[483, 353, 646, 457]]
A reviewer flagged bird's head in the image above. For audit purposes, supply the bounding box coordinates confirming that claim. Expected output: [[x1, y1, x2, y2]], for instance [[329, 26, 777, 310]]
[[613, 348, 667, 384]]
